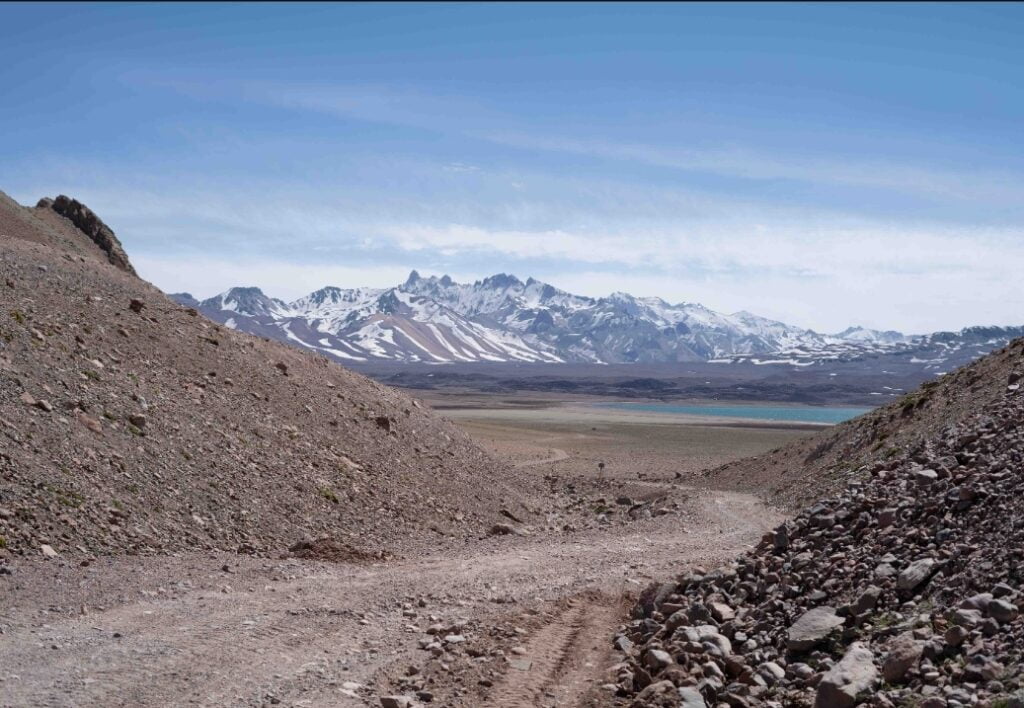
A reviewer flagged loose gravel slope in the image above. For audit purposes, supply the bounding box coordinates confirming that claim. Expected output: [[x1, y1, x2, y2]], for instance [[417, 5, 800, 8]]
[[0, 191, 539, 559]]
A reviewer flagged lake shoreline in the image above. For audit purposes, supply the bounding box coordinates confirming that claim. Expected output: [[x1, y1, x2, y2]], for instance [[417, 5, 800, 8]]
[[437, 402, 838, 431], [594, 401, 871, 425]]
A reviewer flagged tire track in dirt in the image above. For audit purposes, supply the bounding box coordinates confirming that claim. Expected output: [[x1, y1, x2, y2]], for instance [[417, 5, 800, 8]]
[[514, 447, 570, 468], [486, 602, 587, 707], [486, 595, 627, 708]]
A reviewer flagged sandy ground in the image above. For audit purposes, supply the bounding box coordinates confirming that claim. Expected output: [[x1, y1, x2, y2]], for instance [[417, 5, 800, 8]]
[[0, 401, 804, 708], [438, 398, 812, 484]]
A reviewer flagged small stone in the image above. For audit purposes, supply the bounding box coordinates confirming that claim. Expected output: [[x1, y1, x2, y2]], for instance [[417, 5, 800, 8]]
[[944, 625, 969, 647], [882, 632, 924, 683], [951, 608, 982, 627], [78, 414, 103, 434], [379, 697, 413, 708], [614, 635, 633, 652], [758, 661, 786, 685], [710, 601, 736, 623], [678, 686, 709, 708], [40, 544, 58, 558], [853, 585, 882, 615], [914, 469, 938, 485], [988, 599, 1019, 623], [773, 524, 790, 551], [897, 558, 936, 592], [960, 593, 993, 611], [645, 649, 673, 671]]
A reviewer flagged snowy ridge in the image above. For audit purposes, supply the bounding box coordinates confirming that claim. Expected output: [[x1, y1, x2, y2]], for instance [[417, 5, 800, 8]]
[[170, 275, 1024, 367]]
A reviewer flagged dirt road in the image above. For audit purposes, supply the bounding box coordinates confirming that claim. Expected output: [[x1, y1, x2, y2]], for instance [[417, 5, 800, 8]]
[[0, 487, 777, 708], [0, 406, 792, 708]]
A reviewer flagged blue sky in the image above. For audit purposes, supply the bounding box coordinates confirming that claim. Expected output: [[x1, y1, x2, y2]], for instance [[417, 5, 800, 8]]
[[2, 3, 1023, 332]]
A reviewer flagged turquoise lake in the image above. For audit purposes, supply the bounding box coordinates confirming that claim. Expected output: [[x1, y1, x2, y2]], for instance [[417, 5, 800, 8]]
[[598, 402, 872, 424]]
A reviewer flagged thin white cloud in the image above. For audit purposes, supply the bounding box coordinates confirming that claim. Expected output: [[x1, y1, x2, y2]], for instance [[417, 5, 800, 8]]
[[218, 81, 1024, 206], [481, 132, 1024, 205], [376, 220, 1023, 283]]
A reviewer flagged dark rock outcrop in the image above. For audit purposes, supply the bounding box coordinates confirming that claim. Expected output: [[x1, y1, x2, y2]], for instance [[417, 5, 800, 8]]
[[37, 194, 136, 274]]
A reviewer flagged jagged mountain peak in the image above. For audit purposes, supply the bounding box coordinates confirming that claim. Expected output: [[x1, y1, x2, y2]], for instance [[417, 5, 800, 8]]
[[478, 272, 523, 289], [226, 285, 268, 297], [189, 272, 1024, 368], [203, 286, 288, 317], [834, 325, 908, 343]]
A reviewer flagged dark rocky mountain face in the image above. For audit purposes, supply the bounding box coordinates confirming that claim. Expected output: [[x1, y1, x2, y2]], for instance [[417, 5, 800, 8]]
[[181, 272, 1024, 374]]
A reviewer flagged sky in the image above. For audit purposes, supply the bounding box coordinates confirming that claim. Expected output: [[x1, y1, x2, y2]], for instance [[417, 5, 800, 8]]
[[2, 3, 1023, 334]]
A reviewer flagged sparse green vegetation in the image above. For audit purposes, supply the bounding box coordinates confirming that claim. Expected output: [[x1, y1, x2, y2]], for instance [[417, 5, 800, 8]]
[[319, 487, 340, 504], [46, 484, 84, 508]]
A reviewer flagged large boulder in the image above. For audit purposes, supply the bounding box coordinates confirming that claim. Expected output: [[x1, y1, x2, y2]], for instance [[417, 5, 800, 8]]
[[787, 606, 845, 652], [678, 686, 708, 708], [881, 632, 924, 683], [814, 642, 878, 708]]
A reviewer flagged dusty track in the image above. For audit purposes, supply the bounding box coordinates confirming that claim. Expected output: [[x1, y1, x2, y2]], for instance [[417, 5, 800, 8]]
[[514, 447, 570, 468], [0, 488, 779, 707], [0, 402, 794, 708], [488, 597, 627, 708]]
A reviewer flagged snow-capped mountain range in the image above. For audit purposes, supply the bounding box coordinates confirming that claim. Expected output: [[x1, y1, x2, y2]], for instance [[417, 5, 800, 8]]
[[170, 272, 1024, 368]]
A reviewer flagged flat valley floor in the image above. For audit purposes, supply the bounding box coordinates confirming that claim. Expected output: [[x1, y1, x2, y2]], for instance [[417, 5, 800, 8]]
[[0, 394, 811, 708]]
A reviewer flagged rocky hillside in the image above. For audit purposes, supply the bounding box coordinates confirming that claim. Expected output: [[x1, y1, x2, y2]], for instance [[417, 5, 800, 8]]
[[710, 337, 1024, 509], [178, 272, 1024, 368], [0, 191, 538, 559], [610, 339, 1024, 707]]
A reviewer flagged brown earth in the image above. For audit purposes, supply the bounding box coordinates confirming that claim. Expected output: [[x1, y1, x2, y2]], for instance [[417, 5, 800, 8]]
[[0, 190, 550, 560], [0, 410, 791, 708]]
